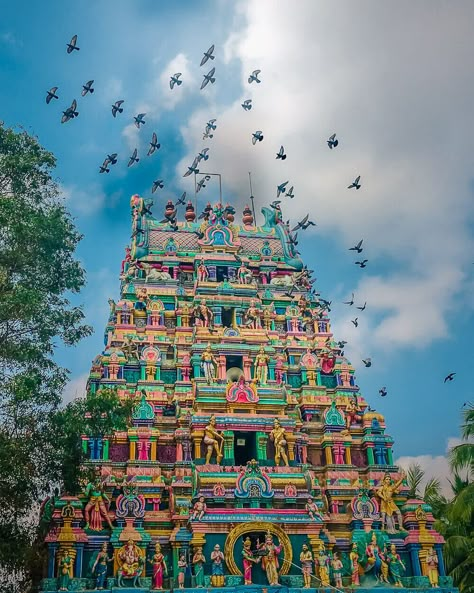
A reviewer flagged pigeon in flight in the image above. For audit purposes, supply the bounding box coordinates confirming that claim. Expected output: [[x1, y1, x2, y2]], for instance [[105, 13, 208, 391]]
[[183, 157, 200, 177], [46, 87, 59, 104], [348, 175, 361, 190], [197, 148, 210, 162], [337, 341, 347, 349], [151, 179, 164, 193], [327, 133, 339, 149], [207, 119, 217, 130], [127, 148, 139, 167], [111, 100, 124, 117], [276, 145, 287, 160], [81, 80, 94, 96], [134, 113, 146, 129], [355, 260, 368, 268], [106, 153, 118, 165], [292, 214, 316, 232], [176, 192, 186, 206], [248, 69, 261, 84], [277, 181, 289, 197], [287, 233, 298, 246], [444, 372, 456, 383], [66, 35, 80, 53], [200, 44, 215, 66], [242, 99, 252, 111], [357, 302, 367, 311], [351, 318, 359, 327], [349, 239, 363, 253], [343, 293, 355, 306], [201, 67, 216, 90], [61, 99, 79, 123], [99, 159, 110, 174], [147, 132, 160, 156], [170, 73, 183, 89], [252, 131, 264, 145], [196, 175, 211, 193], [362, 358, 372, 368], [270, 200, 281, 210], [286, 186, 295, 199], [379, 387, 387, 397]]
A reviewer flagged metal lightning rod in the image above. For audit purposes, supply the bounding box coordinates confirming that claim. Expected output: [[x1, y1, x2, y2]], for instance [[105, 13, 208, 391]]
[[248, 171, 256, 225]]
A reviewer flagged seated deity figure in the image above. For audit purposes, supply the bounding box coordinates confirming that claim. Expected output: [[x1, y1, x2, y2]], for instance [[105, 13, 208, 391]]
[[191, 496, 207, 521]]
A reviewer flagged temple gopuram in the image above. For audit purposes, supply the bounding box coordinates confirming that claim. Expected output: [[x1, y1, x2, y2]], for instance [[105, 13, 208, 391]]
[[40, 195, 452, 593]]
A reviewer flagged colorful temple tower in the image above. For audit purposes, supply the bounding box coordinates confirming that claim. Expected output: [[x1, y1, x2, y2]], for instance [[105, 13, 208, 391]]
[[40, 195, 452, 592]]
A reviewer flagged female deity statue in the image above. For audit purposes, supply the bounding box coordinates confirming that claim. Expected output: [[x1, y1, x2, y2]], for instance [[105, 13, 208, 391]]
[[192, 547, 206, 588], [177, 553, 187, 589], [210, 544, 225, 587], [365, 532, 382, 581], [151, 543, 167, 590], [258, 532, 282, 586], [299, 543, 313, 589], [245, 299, 262, 329], [92, 542, 113, 590], [242, 537, 259, 585], [254, 346, 269, 385], [191, 496, 207, 521], [376, 472, 405, 532], [425, 547, 439, 588], [350, 543, 360, 586], [203, 415, 224, 464], [197, 260, 209, 282], [270, 418, 289, 466], [201, 343, 217, 384], [387, 544, 405, 587], [331, 552, 344, 589], [58, 549, 73, 592], [83, 478, 113, 531], [316, 548, 330, 587]]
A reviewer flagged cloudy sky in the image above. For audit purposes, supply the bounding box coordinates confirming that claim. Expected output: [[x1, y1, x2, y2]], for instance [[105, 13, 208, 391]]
[[1, 0, 473, 493]]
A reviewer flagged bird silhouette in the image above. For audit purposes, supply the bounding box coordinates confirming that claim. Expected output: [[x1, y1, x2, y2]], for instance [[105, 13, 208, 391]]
[[207, 119, 217, 130], [200, 44, 215, 66], [201, 67, 216, 90], [106, 153, 118, 165], [170, 73, 182, 89], [343, 293, 355, 306], [46, 87, 59, 104], [127, 148, 139, 167], [61, 99, 79, 123], [183, 157, 200, 177], [252, 131, 264, 145], [355, 260, 368, 268], [348, 175, 361, 190], [147, 132, 160, 156], [277, 181, 289, 197], [351, 318, 359, 327], [286, 186, 295, 199], [248, 69, 262, 84], [99, 159, 110, 174], [242, 99, 252, 111], [81, 80, 94, 96], [349, 239, 364, 253], [134, 113, 146, 129], [327, 133, 339, 149], [337, 341, 347, 349], [66, 35, 79, 53], [276, 145, 287, 160], [176, 192, 186, 206], [379, 387, 387, 397], [151, 179, 164, 193], [362, 358, 372, 367], [197, 148, 209, 162], [196, 175, 211, 193], [111, 100, 124, 117], [444, 373, 456, 383], [292, 214, 316, 231]]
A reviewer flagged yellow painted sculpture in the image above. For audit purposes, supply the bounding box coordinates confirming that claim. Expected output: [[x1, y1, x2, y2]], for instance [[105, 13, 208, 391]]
[[299, 543, 313, 588], [254, 345, 269, 385], [376, 471, 406, 532], [203, 415, 224, 464], [270, 418, 289, 466]]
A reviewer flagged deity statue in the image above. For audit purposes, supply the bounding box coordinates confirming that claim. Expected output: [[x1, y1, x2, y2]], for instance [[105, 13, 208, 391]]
[[387, 544, 405, 587], [117, 539, 143, 587], [376, 472, 405, 532], [92, 542, 113, 590], [262, 304, 274, 331], [191, 496, 207, 521], [83, 478, 113, 531], [135, 286, 148, 310], [299, 543, 313, 589], [350, 543, 360, 586], [57, 549, 73, 592], [121, 245, 132, 273], [274, 353, 287, 385], [122, 335, 140, 362], [379, 544, 390, 584], [365, 532, 382, 581], [270, 418, 289, 466], [210, 544, 225, 587], [197, 260, 209, 282], [177, 553, 187, 589], [237, 261, 253, 284], [305, 496, 323, 521], [108, 298, 116, 322], [258, 532, 281, 586], [245, 299, 262, 329], [201, 343, 217, 384], [316, 547, 330, 587], [331, 552, 344, 589], [343, 395, 362, 434], [195, 299, 214, 328], [254, 345, 269, 385], [425, 547, 439, 588], [150, 542, 167, 590], [242, 537, 259, 585], [180, 302, 191, 328], [203, 415, 224, 464], [192, 547, 206, 588]]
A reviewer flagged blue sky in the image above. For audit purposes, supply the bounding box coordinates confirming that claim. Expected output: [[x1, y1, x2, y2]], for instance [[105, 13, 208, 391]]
[[2, 0, 474, 489]]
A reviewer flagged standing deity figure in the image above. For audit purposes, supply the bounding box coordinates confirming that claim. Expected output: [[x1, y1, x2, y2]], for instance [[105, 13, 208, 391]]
[[210, 544, 225, 587], [197, 260, 209, 282], [92, 542, 113, 590], [192, 547, 206, 588], [201, 343, 217, 384], [121, 245, 132, 273], [376, 472, 405, 533], [344, 395, 362, 433], [258, 532, 282, 586], [254, 346, 269, 385], [316, 548, 330, 587], [177, 553, 187, 589], [305, 496, 323, 521], [191, 496, 207, 521], [195, 299, 213, 328], [350, 543, 360, 586], [237, 262, 253, 284], [151, 543, 167, 590], [242, 537, 259, 585], [366, 532, 382, 581], [270, 418, 289, 466], [387, 544, 405, 587], [203, 415, 224, 464], [425, 547, 439, 588], [379, 544, 390, 584], [83, 478, 113, 531], [57, 549, 73, 592], [135, 286, 148, 310], [274, 353, 287, 385], [245, 299, 262, 329], [332, 552, 344, 589], [300, 544, 313, 589]]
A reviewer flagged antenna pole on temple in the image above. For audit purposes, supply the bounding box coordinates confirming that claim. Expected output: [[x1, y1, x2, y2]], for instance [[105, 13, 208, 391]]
[[194, 171, 197, 212], [248, 171, 256, 225]]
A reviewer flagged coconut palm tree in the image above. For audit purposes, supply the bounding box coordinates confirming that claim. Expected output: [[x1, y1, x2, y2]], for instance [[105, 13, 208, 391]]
[[449, 404, 474, 474]]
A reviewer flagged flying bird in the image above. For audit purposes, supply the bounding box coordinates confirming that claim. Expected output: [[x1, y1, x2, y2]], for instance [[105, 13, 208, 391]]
[[270, 200, 281, 210], [106, 153, 118, 165], [176, 192, 186, 206], [81, 80, 94, 96], [252, 130, 264, 145], [277, 181, 289, 197], [147, 132, 160, 156], [292, 214, 316, 232], [170, 73, 183, 89], [99, 159, 110, 174], [349, 239, 364, 253], [276, 145, 287, 160], [201, 67, 216, 90], [46, 87, 59, 104], [355, 260, 368, 268], [287, 233, 298, 246], [379, 387, 387, 397], [111, 100, 124, 117], [351, 318, 359, 327], [286, 186, 295, 199], [343, 293, 355, 306], [134, 113, 146, 129], [327, 133, 339, 149], [66, 35, 80, 53], [337, 341, 347, 349], [61, 99, 79, 123], [362, 358, 372, 368], [357, 302, 367, 311], [197, 148, 210, 162], [206, 119, 217, 130], [151, 179, 164, 193], [248, 69, 261, 84], [196, 175, 211, 193], [242, 99, 252, 111], [183, 157, 200, 177], [127, 148, 139, 167], [200, 44, 215, 66], [444, 373, 456, 383], [348, 175, 361, 190]]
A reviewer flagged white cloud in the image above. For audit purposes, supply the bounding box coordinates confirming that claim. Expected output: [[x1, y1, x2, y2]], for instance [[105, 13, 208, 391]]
[[62, 373, 88, 403], [156, 52, 198, 111], [61, 183, 107, 216]]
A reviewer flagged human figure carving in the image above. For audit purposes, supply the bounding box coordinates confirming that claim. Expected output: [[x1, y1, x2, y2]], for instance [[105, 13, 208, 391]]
[[270, 418, 289, 466]]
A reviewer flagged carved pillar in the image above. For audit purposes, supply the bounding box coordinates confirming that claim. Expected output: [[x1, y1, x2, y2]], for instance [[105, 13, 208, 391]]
[[243, 356, 252, 381], [386, 446, 393, 465], [223, 430, 234, 465], [256, 432, 268, 463], [218, 355, 226, 381]]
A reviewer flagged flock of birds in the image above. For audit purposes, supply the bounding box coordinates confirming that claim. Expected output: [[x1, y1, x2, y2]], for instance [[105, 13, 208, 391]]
[[45, 35, 459, 394]]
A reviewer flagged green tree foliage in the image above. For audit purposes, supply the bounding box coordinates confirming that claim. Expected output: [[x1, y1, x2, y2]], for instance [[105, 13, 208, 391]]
[[449, 405, 474, 474]]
